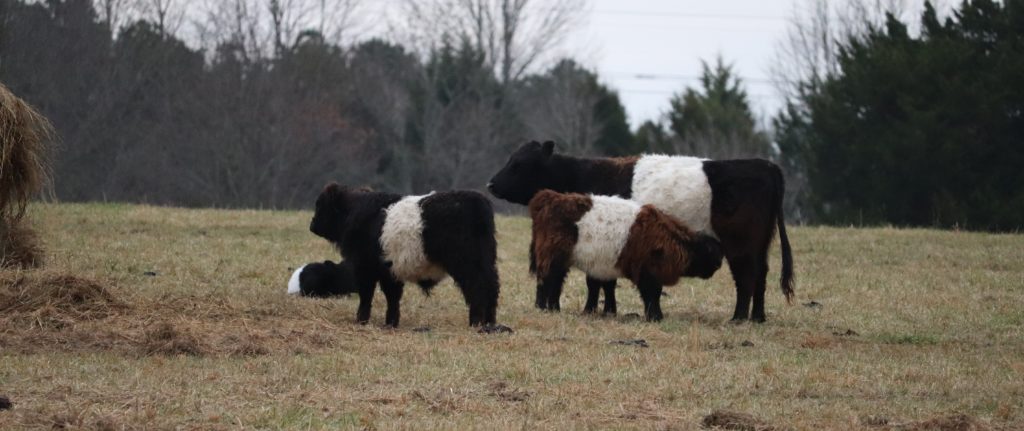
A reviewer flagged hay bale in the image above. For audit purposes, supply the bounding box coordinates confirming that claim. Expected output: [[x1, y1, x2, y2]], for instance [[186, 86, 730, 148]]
[[0, 271, 124, 327], [1, 217, 43, 268], [702, 410, 776, 431], [0, 82, 53, 222]]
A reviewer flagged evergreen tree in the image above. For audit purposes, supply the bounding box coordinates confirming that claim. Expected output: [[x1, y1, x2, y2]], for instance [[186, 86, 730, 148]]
[[666, 57, 771, 159], [780, 0, 1024, 230]]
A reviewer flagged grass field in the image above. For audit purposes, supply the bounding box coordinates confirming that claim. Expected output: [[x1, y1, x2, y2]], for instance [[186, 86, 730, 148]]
[[1, 203, 1023, 430]]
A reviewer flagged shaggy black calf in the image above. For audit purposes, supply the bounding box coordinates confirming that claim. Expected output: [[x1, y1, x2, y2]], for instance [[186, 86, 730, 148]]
[[287, 260, 355, 298], [529, 190, 723, 321], [489, 141, 794, 322], [309, 184, 500, 327]]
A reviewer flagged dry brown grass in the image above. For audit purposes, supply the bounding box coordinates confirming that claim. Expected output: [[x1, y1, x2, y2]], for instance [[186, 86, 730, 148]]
[[1, 203, 1023, 430]]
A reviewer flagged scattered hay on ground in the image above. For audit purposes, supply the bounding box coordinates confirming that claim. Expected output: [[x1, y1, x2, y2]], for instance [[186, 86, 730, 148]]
[[0, 271, 125, 328], [0, 218, 43, 268], [140, 322, 206, 356], [897, 414, 988, 431], [220, 333, 270, 357], [701, 410, 777, 430]]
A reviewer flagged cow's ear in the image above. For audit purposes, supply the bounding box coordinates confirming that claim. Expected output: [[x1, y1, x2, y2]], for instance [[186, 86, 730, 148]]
[[541, 140, 555, 157], [323, 182, 341, 195]]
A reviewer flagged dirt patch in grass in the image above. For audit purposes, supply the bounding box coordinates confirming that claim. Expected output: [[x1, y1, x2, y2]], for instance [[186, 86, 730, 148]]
[[702, 410, 777, 430], [862, 413, 993, 431], [0, 271, 126, 328], [18, 408, 137, 431], [800, 334, 835, 349], [140, 322, 206, 356], [487, 381, 530, 402]]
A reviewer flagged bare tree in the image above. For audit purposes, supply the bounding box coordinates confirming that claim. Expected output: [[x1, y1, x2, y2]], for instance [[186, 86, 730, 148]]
[[139, 0, 185, 35], [515, 66, 602, 156], [94, 0, 137, 35], [398, 0, 588, 84], [769, 0, 931, 102]]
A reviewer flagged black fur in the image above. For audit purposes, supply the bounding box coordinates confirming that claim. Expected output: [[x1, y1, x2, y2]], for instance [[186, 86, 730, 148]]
[[489, 141, 795, 322], [310, 184, 500, 327], [487, 141, 634, 204], [297, 260, 356, 297]]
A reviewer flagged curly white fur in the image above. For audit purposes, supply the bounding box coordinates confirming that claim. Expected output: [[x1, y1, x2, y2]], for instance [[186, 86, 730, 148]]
[[287, 265, 305, 295], [380, 194, 447, 282], [572, 195, 642, 281], [631, 155, 714, 235]]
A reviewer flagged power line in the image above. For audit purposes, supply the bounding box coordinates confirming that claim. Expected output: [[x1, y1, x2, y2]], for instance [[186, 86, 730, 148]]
[[593, 9, 787, 21], [609, 72, 781, 85], [617, 88, 781, 99]]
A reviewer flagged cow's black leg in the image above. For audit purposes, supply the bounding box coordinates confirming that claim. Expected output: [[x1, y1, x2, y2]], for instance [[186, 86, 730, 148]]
[[380, 277, 404, 328], [602, 280, 617, 315], [584, 276, 602, 314], [535, 281, 549, 310], [726, 254, 754, 322], [637, 275, 664, 322], [750, 251, 770, 323], [450, 262, 500, 326], [354, 268, 378, 324], [538, 263, 569, 312]]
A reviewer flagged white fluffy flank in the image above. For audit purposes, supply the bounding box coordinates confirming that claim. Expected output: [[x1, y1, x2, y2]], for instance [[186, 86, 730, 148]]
[[380, 193, 447, 282], [287, 265, 305, 295], [572, 195, 643, 281], [631, 155, 714, 235]]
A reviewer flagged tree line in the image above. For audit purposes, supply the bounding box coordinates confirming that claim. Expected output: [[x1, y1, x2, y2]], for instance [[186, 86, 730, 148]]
[[775, 0, 1024, 231], [2, 0, 1022, 231]]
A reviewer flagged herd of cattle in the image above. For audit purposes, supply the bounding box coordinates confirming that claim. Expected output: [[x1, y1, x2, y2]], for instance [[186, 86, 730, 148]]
[[287, 140, 795, 328]]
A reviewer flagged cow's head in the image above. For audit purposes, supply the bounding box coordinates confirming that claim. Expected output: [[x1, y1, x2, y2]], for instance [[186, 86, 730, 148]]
[[683, 233, 723, 279], [488, 140, 557, 205], [310, 183, 350, 242]]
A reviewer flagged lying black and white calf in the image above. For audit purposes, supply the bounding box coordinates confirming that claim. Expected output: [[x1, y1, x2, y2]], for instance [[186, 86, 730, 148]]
[[309, 184, 501, 328], [287, 260, 355, 297]]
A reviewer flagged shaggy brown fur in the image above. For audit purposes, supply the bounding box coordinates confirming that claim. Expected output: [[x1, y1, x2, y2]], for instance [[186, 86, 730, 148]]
[[616, 205, 695, 286], [0, 218, 43, 268], [528, 190, 722, 319], [0, 83, 52, 222], [528, 190, 592, 279]]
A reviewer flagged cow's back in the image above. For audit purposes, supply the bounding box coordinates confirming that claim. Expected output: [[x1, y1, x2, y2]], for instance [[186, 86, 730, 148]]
[[631, 155, 713, 234]]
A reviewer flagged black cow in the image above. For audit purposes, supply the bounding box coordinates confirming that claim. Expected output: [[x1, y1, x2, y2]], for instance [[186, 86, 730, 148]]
[[488, 141, 794, 322], [309, 184, 500, 327]]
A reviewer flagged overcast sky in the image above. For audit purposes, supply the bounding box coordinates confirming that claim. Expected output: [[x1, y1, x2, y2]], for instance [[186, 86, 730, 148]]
[[564, 0, 794, 128]]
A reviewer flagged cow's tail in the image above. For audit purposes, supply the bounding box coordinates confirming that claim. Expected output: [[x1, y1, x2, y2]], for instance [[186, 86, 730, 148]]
[[773, 164, 795, 304]]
